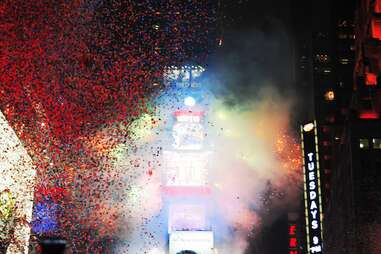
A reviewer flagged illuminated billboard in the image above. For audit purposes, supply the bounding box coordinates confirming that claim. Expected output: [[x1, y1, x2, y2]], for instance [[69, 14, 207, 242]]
[[168, 204, 207, 233], [163, 66, 205, 88], [169, 231, 214, 254], [163, 151, 209, 187], [172, 122, 204, 150], [288, 223, 299, 254], [171, 111, 205, 151], [300, 121, 323, 254]]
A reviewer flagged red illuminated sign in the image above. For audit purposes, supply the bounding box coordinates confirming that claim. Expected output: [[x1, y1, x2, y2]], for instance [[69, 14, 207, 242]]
[[365, 72, 377, 86], [359, 111, 379, 119], [301, 122, 323, 253], [372, 17, 381, 40], [377, 0, 381, 13], [289, 223, 299, 254]]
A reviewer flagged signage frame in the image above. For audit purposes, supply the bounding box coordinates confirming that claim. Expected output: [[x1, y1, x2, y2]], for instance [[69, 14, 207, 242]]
[[300, 121, 324, 254]]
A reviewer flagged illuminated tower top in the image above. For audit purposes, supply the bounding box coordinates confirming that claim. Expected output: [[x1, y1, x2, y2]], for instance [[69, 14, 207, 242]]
[[163, 65, 205, 88]]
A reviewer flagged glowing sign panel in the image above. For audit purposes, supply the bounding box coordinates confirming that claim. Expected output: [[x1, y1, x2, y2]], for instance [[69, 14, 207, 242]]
[[301, 121, 323, 254], [176, 115, 201, 123], [289, 224, 299, 254], [172, 111, 205, 150], [164, 66, 205, 87], [172, 122, 204, 150], [163, 151, 209, 186], [169, 231, 214, 254], [168, 204, 207, 233]]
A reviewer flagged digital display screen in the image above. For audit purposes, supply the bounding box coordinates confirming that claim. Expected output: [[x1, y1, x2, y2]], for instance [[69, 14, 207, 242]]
[[163, 151, 209, 186], [168, 204, 207, 233], [169, 231, 214, 254]]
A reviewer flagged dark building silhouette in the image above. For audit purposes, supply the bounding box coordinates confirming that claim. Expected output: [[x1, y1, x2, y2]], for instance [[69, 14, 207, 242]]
[[294, 0, 381, 253], [323, 1, 381, 253]]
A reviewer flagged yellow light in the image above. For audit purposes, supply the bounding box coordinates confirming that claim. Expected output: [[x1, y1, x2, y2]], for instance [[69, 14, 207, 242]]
[[216, 110, 227, 120], [303, 123, 315, 132], [0, 190, 15, 221], [324, 90, 335, 101]]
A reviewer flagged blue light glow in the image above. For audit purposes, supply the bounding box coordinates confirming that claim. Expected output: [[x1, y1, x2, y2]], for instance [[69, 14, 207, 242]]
[[184, 96, 196, 107], [32, 202, 58, 234]]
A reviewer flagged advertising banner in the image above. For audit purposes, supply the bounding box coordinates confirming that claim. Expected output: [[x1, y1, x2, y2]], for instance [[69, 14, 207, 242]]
[[169, 231, 214, 254], [301, 122, 323, 254]]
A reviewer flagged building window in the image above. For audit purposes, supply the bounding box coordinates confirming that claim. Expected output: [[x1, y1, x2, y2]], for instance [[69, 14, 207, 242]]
[[324, 90, 335, 101], [360, 139, 370, 149], [365, 72, 377, 85], [371, 17, 381, 40], [373, 138, 381, 149], [325, 115, 335, 123], [338, 33, 347, 39], [339, 58, 350, 65], [376, 0, 381, 13], [315, 54, 329, 62], [359, 111, 380, 119]]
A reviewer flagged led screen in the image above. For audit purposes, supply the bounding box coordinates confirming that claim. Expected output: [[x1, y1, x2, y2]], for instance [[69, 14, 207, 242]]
[[169, 231, 214, 254], [163, 151, 209, 186], [168, 204, 207, 233]]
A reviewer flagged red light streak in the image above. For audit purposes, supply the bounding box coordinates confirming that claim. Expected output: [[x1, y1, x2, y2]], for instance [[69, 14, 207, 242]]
[[359, 111, 379, 119], [289, 224, 296, 235], [372, 17, 381, 40], [376, 0, 381, 13], [288, 224, 299, 254]]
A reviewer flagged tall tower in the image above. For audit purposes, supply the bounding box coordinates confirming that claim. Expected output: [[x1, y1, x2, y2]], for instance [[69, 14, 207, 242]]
[[161, 66, 215, 254]]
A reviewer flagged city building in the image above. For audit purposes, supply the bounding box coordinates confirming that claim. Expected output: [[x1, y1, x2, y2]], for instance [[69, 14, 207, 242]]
[[323, 1, 381, 253], [161, 65, 215, 254], [295, 0, 381, 253]]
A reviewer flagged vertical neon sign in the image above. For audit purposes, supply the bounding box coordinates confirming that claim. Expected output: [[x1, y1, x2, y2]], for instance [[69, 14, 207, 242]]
[[289, 223, 298, 254], [301, 121, 323, 254]]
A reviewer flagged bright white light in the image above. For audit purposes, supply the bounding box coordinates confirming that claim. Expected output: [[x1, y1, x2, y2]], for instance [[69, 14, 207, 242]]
[[172, 122, 204, 150], [168, 204, 207, 233], [184, 96, 196, 107], [303, 123, 315, 132], [169, 231, 214, 254], [176, 115, 201, 123], [163, 151, 209, 186]]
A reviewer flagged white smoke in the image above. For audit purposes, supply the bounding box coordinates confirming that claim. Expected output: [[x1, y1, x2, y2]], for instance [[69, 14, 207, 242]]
[[103, 84, 302, 254]]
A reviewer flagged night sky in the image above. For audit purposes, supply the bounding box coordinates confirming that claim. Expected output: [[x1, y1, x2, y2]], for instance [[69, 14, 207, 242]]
[[208, 0, 302, 120]]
